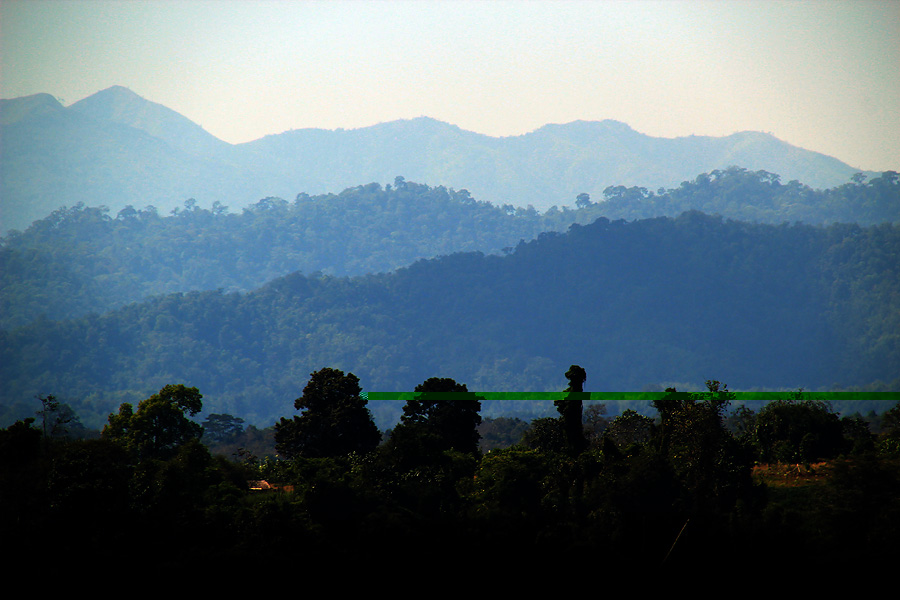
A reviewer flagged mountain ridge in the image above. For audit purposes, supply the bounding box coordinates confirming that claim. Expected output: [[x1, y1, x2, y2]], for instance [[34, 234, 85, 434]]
[[0, 93, 65, 126], [66, 85, 229, 157], [0, 86, 886, 233]]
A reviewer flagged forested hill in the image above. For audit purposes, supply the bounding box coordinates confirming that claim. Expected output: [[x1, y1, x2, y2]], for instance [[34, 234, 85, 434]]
[[2, 168, 898, 330], [2, 211, 897, 429]]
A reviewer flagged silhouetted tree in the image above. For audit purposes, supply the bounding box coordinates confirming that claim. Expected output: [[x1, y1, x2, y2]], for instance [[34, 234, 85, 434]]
[[652, 382, 754, 515], [555, 365, 587, 453], [575, 193, 593, 209], [103, 384, 203, 462], [36, 395, 85, 440], [753, 391, 848, 463], [274, 368, 381, 459], [603, 409, 655, 451], [383, 377, 483, 474], [399, 377, 483, 455], [202, 413, 245, 444]]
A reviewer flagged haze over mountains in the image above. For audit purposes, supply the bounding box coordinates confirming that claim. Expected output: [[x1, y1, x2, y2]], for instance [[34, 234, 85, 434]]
[[1, 85, 897, 430], [0, 85, 878, 234]]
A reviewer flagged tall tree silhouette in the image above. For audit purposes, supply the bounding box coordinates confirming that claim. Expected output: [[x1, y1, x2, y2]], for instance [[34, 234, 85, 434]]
[[386, 377, 483, 468], [274, 368, 381, 459], [555, 365, 587, 454]]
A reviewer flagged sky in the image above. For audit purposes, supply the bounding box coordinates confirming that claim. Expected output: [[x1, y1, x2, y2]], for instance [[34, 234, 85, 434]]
[[1, 0, 898, 172]]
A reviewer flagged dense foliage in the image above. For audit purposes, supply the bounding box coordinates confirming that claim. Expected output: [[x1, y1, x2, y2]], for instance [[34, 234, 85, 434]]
[[1, 179, 546, 329], [2, 169, 897, 330], [2, 206, 898, 429], [3, 374, 898, 572], [595, 168, 899, 225], [274, 368, 381, 459]]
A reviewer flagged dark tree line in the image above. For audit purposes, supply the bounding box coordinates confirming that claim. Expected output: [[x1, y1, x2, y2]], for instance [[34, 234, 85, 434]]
[[3, 367, 899, 571]]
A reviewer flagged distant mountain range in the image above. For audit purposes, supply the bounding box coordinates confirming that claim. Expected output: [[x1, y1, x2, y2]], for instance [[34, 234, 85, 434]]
[[0, 85, 882, 233]]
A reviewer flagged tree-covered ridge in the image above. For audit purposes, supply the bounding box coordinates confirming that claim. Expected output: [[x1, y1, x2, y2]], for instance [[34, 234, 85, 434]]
[[0, 179, 546, 330], [2, 168, 898, 330], [2, 210, 897, 429], [595, 167, 898, 225]]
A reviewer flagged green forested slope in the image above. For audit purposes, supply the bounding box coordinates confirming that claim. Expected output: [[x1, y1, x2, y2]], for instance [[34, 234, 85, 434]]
[[2, 168, 897, 330], [2, 211, 897, 428]]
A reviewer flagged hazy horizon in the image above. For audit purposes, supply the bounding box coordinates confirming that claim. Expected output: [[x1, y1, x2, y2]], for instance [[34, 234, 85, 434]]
[[2, 0, 898, 173]]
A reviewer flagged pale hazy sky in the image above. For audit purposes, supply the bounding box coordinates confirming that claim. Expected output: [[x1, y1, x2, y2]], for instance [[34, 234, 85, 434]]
[[2, 0, 898, 171]]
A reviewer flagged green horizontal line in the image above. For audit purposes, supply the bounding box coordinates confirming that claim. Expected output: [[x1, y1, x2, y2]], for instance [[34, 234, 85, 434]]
[[364, 392, 900, 401]]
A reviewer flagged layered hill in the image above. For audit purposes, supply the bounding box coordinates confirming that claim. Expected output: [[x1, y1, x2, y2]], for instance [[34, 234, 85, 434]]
[[0, 88, 261, 234], [1, 86, 882, 233], [2, 211, 897, 428], [3, 172, 897, 330]]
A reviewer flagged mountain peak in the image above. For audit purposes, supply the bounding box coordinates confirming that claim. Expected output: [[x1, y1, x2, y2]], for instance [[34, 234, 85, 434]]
[[67, 85, 227, 156], [92, 85, 147, 104], [531, 119, 638, 135], [98, 84, 142, 96], [68, 86, 151, 119], [367, 116, 463, 132]]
